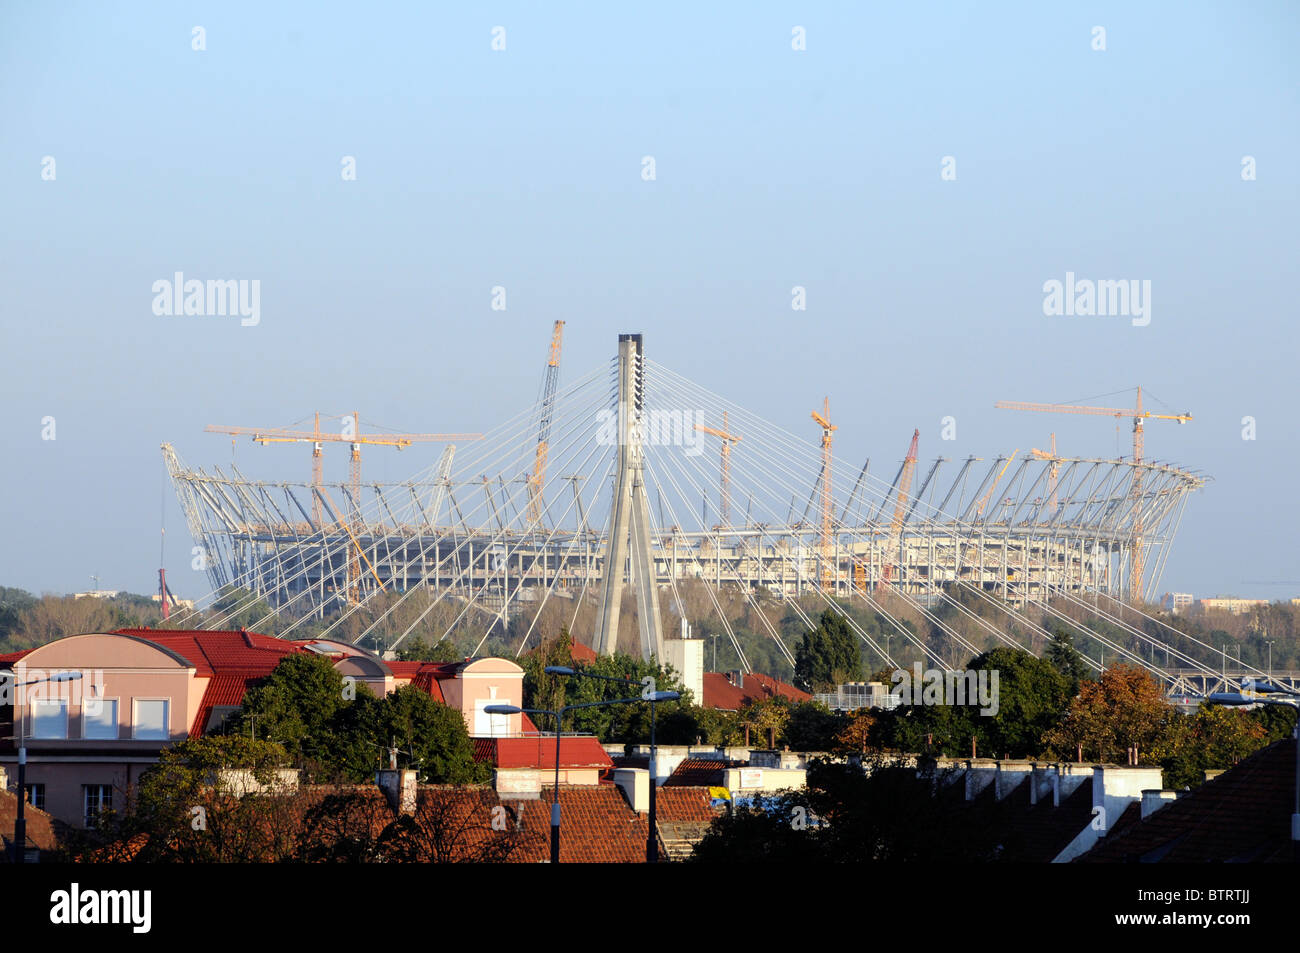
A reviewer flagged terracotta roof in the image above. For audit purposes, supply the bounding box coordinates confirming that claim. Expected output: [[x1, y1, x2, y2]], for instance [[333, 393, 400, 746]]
[[113, 628, 305, 677], [702, 673, 750, 710], [76, 780, 682, 863], [387, 661, 453, 702], [570, 641, 598, 664], [513, 785, 654, 862], [744, 672, 812, 703], [0, 789, 58, 860], [654, 786, 721, 822], [1078, 739, 1298, 863], [473, 736, 614, 770], [664, 757, 738, 787], [0, 649, 33, 666], [701, 671, 810, 710]]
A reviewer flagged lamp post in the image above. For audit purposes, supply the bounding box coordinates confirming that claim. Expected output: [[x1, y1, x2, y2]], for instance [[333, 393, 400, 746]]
[[1206, 680, 1300, 862], [8, 671, 83, 864], [544, 665, 681, 863], [485, 694, 643, 864]]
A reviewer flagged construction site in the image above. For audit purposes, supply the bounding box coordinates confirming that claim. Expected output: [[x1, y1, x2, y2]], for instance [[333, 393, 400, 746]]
[[158, 326, 1240, 695]]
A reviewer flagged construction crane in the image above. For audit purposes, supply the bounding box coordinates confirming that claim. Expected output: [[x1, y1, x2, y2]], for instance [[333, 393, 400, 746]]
[[974, 450, 1019, 518], [1030, 433, 1060, 513], [694, 411, 742, 527], [994, 387, 1192, 602], [528, 321, 565, 527], [811, 399, 836, 588], [880, 429, 919, 586], [206, 413, 482, 523]]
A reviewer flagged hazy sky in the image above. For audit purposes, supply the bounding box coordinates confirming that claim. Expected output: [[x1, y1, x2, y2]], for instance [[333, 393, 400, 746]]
[[1, 2, 1296, 600]]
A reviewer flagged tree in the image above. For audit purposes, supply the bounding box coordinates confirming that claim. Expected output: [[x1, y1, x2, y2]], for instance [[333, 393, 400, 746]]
[[690, 757, 1001, 862], [1045, 626, 1091, 692], [370, 685, 490, 785], [62, 735, 299, 863], [211, 586, 278, 634], [396, 637, 461, 663], [794, 609, 863, 693], [834, 709, 878, 754], [1042, 664, 1174, 764], [784, 701, 846, 751], [229, 653, 354, 771], [1151, 705, 1272, 790], [738, 697, 791, 747], [966, 647, 1072, 758]]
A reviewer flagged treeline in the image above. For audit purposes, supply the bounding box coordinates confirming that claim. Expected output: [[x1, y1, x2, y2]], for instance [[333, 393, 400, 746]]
[[0, 587, 170, 653]]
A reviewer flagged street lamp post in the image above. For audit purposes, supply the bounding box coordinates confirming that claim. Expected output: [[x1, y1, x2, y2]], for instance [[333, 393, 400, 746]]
[[543, 665, 681, 863], [1206, 681, 1300, 863], [485, 694, 644, 864], [8, 671, 83, 864]]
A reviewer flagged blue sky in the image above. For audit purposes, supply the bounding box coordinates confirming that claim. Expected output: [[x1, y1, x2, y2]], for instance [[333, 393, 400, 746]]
[[1, 1, 1296, 599]]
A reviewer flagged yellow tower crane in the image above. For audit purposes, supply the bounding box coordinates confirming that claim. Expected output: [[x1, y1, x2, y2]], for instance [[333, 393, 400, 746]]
[[811, 399, 837, 589], [528, 321, 565, 526], [1030, 433, 1060, 513], [694, 411, 742, 527], [207, 413, 482, 522], [994, 388, 1192, 602], [206, 414, 482, 605]]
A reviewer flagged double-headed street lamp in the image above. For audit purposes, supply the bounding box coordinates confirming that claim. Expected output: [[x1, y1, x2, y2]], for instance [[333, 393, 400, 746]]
[[7, 671, 83, 864], [485, 695, 644, 864], [543, 665, 681, 863], [1206, 677, 1300, 862]]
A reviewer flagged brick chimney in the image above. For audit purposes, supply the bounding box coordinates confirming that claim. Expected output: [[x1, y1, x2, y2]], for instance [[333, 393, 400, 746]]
[[377, 769, 418, 815]]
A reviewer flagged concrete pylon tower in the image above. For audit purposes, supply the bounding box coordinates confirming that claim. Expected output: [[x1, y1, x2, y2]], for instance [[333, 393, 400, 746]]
[[594, 333, 665, 661]]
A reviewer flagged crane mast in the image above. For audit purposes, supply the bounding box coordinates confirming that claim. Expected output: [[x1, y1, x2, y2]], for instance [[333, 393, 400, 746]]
[[994, 387, 1192, 602], [529, 320, 565, 526]]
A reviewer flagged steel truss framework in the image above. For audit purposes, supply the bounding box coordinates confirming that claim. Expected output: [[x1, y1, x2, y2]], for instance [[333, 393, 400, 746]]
[[163, 336, 1224, 696]]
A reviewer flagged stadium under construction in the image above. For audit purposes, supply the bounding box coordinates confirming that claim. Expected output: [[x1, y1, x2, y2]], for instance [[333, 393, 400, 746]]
[[161, 330, 1216, 689]]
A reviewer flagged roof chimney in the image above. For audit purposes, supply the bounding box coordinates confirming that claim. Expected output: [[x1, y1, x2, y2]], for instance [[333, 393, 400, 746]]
[[1141, 789, 1176, 819], [612, 768, 650, 813], [377, 769, 418, 815]]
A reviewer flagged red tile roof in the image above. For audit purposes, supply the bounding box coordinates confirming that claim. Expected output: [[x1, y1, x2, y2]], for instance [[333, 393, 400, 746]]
[[78, 781, 688, 863], [514, 786, 654, 862], [655, 786, 721, 822], [110, 630, 308, 735], [387, 660, 454, 702], [701, 671, 811, 710], [0, 649, 33, 666], [113, 628, 305, 677], [744, 672, 811, 703], [0, 789, 58, 859], [1078, 739, 1298, 863], [702, 673, 750, 710], [473, 736, 614, 770], [664, 757, 739, 787], [570, 641, 598, 664]]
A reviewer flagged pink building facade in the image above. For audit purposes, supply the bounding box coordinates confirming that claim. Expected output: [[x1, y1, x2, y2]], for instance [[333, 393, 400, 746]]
[[0, 629, 525, 828]]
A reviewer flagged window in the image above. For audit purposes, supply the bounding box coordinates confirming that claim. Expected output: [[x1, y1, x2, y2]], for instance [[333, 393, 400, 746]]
[[30, 699, 68, 739], [23, 784, 45, 811], [132, 699, 169, 740], [83, 784, 112, 827], [82, 698, 119, 740]]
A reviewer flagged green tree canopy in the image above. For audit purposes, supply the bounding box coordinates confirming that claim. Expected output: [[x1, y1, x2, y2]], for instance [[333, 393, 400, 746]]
[[794, 609, 863, 693]]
